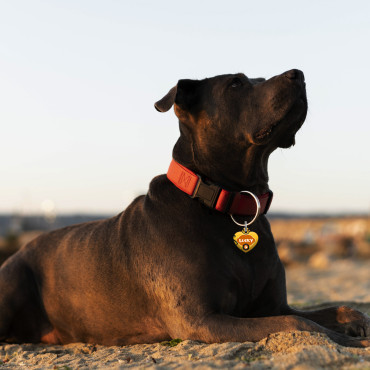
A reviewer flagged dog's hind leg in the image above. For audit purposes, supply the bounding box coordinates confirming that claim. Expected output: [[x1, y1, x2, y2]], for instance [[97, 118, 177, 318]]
[[0, 255, 53, 343]]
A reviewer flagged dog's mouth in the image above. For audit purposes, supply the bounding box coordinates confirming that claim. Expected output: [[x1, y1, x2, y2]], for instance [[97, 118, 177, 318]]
[[255, 120, 281, 141], [254, 97, 307, 146]]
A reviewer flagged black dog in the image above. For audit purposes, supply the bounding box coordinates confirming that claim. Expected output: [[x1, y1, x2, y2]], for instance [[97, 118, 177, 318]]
[[0, 70, 369, 347]]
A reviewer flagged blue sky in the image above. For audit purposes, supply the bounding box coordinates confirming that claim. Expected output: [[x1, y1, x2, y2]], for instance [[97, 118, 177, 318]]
[[1, 0, 369, 214]]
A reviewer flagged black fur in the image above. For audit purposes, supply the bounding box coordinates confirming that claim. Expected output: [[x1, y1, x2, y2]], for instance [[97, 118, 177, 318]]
[[0, 69, 369, 347]]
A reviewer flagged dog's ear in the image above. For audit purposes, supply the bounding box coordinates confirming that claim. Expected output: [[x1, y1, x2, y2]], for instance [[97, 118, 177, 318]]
[[154, 79, 201, 113], [154, 86, 177, 112], [250, 77, 266, 84], [174, 79, 201, 111]]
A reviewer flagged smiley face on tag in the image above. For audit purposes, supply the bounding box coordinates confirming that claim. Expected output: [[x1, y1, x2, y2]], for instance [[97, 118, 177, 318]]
[[233, 230, 259, 253]]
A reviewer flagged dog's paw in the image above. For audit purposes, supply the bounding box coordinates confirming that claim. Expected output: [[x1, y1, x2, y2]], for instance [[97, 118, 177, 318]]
[[336, 306, 370, 337], [342, 336, 370, 348], [328, 330, 370, 348]]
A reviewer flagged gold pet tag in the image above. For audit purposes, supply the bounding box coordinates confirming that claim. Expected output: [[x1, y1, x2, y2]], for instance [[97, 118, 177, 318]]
[[233, 227, 259, 253]]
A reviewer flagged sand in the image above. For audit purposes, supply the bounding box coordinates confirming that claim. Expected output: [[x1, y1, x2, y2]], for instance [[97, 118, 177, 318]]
[[0, 259, 369, 369]]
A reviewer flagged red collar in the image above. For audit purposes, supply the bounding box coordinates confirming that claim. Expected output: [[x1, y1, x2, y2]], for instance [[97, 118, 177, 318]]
[[167, 159, 273, 216]]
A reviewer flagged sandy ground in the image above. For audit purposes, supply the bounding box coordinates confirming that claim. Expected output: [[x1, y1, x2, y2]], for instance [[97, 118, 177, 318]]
[[0, 259, 369, 369]]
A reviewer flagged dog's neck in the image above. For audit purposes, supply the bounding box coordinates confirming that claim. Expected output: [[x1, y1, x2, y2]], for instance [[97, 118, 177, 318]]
[[173, 131, 273, 195]]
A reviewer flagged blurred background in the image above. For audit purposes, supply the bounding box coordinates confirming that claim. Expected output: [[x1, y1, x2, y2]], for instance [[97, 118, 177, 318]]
[[0, 1, 369, 277]]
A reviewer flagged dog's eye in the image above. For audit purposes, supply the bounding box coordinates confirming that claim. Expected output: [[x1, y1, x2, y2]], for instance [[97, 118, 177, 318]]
[[231, 78, 242, 88]]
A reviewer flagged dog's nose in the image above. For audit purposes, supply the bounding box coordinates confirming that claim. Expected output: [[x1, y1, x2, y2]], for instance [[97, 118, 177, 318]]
[[284, 69, 305, 82]]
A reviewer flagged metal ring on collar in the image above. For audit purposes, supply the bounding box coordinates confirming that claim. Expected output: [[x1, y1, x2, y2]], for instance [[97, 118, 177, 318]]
[[230, 191, 261, 227]]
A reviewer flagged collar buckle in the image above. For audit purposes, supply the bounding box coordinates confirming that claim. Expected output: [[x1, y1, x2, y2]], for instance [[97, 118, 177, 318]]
[[191, 177, 221, 209], [190, 175, 201, 198]]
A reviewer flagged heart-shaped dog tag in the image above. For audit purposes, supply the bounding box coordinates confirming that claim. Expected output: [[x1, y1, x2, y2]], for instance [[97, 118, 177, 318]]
[[233, 229, 259, 253]]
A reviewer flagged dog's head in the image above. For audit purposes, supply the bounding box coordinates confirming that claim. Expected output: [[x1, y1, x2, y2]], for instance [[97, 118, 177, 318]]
[[155, 70, 307, 190]]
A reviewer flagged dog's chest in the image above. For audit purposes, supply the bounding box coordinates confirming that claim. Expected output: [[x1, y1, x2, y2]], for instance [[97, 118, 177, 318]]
[[221, 253, 275, 313], [155, 220, 278, 317], [202, 228, 279, 316]]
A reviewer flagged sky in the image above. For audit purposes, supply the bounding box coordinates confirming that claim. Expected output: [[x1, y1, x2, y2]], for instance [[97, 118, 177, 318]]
[[1, 0, 369, 215]]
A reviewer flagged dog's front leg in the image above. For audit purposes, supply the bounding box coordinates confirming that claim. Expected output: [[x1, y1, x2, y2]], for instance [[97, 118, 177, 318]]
[[283, 305, 370, 338], [167, 313, 370, 348]]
